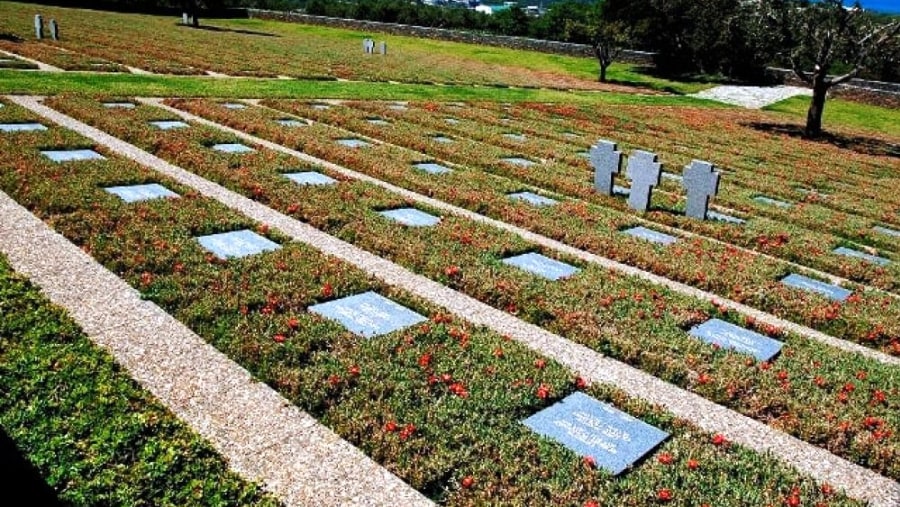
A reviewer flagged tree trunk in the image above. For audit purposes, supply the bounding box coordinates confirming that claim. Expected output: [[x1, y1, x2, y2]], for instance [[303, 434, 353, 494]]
[[594, 44, 610, 83], [805, 71, 829, 138], [191, 13, 200, 28], [599, 62, 608, 82]]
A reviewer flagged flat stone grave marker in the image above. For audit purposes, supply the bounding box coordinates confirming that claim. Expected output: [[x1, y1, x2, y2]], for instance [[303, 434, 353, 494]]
[[500, 157, 535, 168], [503, 252, 579, 281], [277, 118, 307, 127], [196, 229, 280, 259], [389, 103, 408, 111], [562, 132, 579, 139], [444, 118, 460, 125], [284, 171, 337, 186], [523, 391, 669, 475], [413, 162, 452, 175], [622, 226, 677, 246], [309, 291, 427, 339], [379, 207, 441, 227], [366, 118, 390, 126], [103, 102, 136, 109], [504, 133, 526, 142], [796, 187, 829, 198], [873, 225, 900, 238], [578, 151, 589, 159], [149, 120, 189, 130], [781, 273, 851, 301], [223, 103, 247, 110], [310, 103, 330, 110], [41, 149, 105, 162], [0, 122, 47, 133], [625, 150, 661, 212], [833, 246, 890, 266], [508, 191, 558, 207], [707, 211, 746, 225], [689, 319, 783, 362], [336, 138, 369, 148], [591, 140, 622, 196], [613, 185, 631, 196], [661, 172, 684, 183], [754, 196, 792, 208], [105, 183, 179, 203], [431, 135, 454, 144], [212, 143, 254, 154], [683, 160, 720, 220]]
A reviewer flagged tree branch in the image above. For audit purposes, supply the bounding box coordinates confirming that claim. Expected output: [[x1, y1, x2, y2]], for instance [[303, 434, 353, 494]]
[[831, 21, 900, 85]]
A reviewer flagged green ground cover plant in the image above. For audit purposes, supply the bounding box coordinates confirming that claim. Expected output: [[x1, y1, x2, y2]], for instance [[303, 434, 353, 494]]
[[42, 95, 900, 480], [0, 98, 864, 506], [159, 97, 900, 356], [0, 254, 279, 506]]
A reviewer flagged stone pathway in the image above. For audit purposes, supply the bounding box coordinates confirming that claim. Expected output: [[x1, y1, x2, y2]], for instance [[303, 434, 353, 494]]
[[159, 97, 898, 369], [0, 48, 61, 72], [691, 85, 812, 109], [13, 95, 900, 507]]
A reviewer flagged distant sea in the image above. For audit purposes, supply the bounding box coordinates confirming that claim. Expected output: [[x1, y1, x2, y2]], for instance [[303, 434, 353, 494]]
[[845, 0, 900, 14]]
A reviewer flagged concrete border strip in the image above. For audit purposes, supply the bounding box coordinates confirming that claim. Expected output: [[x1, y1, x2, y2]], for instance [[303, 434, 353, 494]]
[[12, 95, 900, 507], [146, 97, 899, 368]]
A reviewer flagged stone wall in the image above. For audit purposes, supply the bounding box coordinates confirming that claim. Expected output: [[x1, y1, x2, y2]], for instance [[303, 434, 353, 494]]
[[767, 67, 900, 95], [246, 9, 656, 65]]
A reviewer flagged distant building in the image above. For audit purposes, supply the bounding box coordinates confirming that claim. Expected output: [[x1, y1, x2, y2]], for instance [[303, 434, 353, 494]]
[[474, 2, 518, 15]]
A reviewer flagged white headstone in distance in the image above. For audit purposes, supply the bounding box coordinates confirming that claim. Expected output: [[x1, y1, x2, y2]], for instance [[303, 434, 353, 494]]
[[34, 14, 43, 39], [49, 19, 59, 41]]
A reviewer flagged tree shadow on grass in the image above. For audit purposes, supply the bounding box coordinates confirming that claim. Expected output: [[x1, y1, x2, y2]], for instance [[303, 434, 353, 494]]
[[744, 122, 900, 158], [178, 24, 280, 38], [0, 427, 64, 506]]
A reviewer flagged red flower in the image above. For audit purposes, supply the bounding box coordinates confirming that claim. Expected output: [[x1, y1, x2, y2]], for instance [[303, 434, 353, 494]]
[[534, 359, 546, 369], [814, 376, 826, 388], [786, 492, 801, 507], [399, 423, 416, 440], [864, 416, 883, 429], [418, 353, 432, 368], [856, 370, 868, 380], [348, 364, 361, 376], [449, 382, 469, 398], [712, 434, 728, 446], [257, 224, 269, 234], [536, 384, 551, 399], [584, 501, 599, 507], [871, 389, 887, 404], [321, 282, 334, 298], [820, 483, 834, 496], [140, 272, 153, 286], [657, 452, 674, 465], [383, 421, 398, 432], [287, 317, 299, 329], [493, 347, 504, 358], [273, 334, 286, 343], [460, 476, 475, 489], [444, 265, 461, 277], [698, 373, 711, 385], [657, 488, 673, 502], [327, 374, 341, 387], [760, 361, 772, 371], [582, 456, 596, 469], [575, 376, 587, 389], [687, 459, 700, 470]]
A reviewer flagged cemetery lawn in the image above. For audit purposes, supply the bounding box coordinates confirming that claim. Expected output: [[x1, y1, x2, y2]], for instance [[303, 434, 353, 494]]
[[41, 96, 900, 481], [764, 96, 900, 138], [157, 97, 900, 356], [0, 255, 279, 506], [0, 99, 869, 506], [0, 1, 705, 94]]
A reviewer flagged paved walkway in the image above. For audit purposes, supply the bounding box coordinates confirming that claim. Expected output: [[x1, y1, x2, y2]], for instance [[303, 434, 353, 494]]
[[13, 96, 900, 507], [691, 85, 812, 109]]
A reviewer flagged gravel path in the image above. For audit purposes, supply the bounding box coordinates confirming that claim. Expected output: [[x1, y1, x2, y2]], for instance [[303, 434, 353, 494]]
[[150, 97, 900, 369], [2, 99, 433, 507], [12, 95, 900, 507], [691, 85, 812, 109]]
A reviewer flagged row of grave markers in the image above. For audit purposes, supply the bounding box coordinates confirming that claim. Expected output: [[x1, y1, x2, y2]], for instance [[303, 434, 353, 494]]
[[363, 38, 388, 55], [15, 111, 900, 478], [34, 14, 60, 41]]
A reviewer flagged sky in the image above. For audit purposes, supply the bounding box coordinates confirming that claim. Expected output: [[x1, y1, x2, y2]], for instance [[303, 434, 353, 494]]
[[845, 0, 900, 14]]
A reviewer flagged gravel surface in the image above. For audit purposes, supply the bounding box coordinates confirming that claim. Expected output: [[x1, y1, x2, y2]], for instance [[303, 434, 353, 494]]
[[13, 95, 900, 507], [691, 85, 812, 109]]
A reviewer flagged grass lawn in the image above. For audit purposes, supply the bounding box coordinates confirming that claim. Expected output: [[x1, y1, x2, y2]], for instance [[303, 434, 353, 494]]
[[765, 95, 900, 138]]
